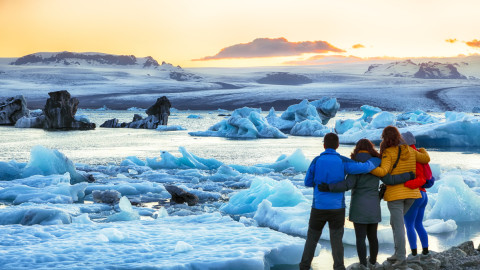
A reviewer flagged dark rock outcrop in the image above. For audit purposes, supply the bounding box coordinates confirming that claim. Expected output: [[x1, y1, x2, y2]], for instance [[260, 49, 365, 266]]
[[92, 190, 121, 205], [164, 185, 199, 206], [43, 90, 96, 130], [14, 90, 95, 130], [0, 95, 29, 125], [257, 72, 313, 85], [101, 96, 171, 129]]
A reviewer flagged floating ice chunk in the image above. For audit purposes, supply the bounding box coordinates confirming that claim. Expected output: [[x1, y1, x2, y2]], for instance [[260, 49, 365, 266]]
[[445, 111, 473, 122], [72, 213, 94, 224], [424, 219, 457, 233], [290, 119, 331, 136], [106, 196, 139, 222], [359, 105, 381, 122], [0, 160, 25, 180], [156, 125, 186, 131], [121, 156, 146, 166], [0, 180, 87, 205], [74, 114, 91, 123], [0, 173, 70, 188], [266, 107, 296, 131], [190, 107, 287, 139], [310, 97, 340, 124], [174, 241, 194, 253], [99, 228, 126, 242], [255, 149, 310, 172], [187, 114, 203, 119], [21, 145, 87, 184], [427, 174, 480, 222], [147, 147, 223, 170], [210, 165, 242, 182], [220, 177, 307, 215], [369, 111, 396, 129], [0, 206, 72, 225], [339, 117, 480, 147], [254, 200, 310, 236], [396, 110, 439, 124], [127, 107, 145, 111]]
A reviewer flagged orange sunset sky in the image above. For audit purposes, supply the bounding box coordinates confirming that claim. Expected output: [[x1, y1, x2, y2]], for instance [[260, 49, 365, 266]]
[[1, 0, 479, 67]]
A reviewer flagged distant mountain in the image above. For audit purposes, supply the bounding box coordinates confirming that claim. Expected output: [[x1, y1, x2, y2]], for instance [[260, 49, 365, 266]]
[[9, 51, 202, 81], [365, 60, 467, 79], [11, 51, 172, 69]]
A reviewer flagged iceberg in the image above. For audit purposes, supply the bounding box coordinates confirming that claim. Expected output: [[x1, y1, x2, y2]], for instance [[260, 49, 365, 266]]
[[1, 145, 89, 184], [339, 114, 480, 147], [396, 110, 439, 125], [220, 177, 308, 215], [423, 219, 457, 234], [106, 196, 140, 222], [189, 107, 286, 139], [290, 119, 332, 137], [427, 174, 480, 222], [156, 125, 186, 131], [369, 111, 396, 129], [359, 105, 381, 122]]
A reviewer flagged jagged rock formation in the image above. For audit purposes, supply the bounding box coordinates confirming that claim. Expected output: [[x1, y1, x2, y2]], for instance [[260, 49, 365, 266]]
[[15, 90, 96, 130], [164, 185, 199, 206], [100, 96, 171, 129], [257, 72, 313, 85], [365, 60, 467, 79], [92, 190, 121, 205], [0, 95, 29, 125]]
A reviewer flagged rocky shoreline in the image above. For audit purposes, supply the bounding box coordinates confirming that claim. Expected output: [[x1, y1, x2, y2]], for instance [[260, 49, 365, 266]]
[[346, 240, 480, 270]]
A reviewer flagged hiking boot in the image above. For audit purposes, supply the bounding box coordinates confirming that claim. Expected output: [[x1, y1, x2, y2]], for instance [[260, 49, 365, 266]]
[[367, 261, 382, 270], [406, 254, 420, 262], [386, 254, 397, 262], [420, 252, 432, 260], [391, 259, 407, 269]]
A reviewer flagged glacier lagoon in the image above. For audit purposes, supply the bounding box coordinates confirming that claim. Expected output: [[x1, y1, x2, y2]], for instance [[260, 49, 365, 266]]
[[1, 109, 480, 270]]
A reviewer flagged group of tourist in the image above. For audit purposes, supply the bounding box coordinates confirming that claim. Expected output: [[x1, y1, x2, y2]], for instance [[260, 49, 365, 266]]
[[300, 126, 434, 270]]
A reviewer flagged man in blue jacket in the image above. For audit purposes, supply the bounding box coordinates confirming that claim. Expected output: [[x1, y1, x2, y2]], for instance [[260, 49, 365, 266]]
[[300, 133, 376, 270]]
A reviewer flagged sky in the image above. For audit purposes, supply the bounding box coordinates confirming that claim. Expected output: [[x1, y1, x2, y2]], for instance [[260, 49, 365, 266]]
[[1, 0, 480, 67]]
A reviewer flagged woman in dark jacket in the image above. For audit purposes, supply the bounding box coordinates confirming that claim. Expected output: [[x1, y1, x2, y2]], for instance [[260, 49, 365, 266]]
[[319, 139, 414, 269]]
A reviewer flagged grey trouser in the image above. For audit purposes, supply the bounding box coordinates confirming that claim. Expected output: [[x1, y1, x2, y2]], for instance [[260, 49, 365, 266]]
[[387, 199, 415, 261]]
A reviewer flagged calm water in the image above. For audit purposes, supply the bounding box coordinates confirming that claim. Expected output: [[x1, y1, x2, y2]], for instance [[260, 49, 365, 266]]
[[1, 110, 480, 269]]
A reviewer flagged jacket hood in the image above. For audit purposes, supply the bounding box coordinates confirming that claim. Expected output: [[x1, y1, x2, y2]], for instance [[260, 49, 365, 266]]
[[399, 144, 412, 161], [353, 152, 373, 162]]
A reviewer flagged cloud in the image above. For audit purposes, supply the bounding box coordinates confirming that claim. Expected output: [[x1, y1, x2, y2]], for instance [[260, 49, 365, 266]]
[[352, 44, 365, 49], [284, 54, 362, 65], [466, 39, 480, 48], [445, 38, 458, 43], [193, 37, 345, 61]]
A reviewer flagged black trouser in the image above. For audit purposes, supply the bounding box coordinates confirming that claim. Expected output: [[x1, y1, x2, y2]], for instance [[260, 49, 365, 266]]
[[300, 208, 346, 270], [353, 223, 378, 266]]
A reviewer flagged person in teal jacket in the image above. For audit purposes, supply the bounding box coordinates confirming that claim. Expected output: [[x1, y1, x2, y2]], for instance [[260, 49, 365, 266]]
[[300, 133, 377, 270]]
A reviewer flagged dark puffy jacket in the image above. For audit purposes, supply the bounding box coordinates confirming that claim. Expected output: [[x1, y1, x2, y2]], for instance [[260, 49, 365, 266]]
[[328, 152, 412, 224]]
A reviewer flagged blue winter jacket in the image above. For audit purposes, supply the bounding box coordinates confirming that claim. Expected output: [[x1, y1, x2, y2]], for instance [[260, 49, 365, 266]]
[[305, 148, 377, 210]]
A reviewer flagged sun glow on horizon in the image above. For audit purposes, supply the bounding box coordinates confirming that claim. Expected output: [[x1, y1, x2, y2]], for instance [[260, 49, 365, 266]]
[[1, 0, 480, 68]]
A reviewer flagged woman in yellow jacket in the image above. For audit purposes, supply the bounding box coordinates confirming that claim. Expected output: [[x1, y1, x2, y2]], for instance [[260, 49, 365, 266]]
[[371, 126, 430, 269]]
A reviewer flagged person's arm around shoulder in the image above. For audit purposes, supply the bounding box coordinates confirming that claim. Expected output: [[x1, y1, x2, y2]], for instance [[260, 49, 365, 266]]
[[370, 151, 393, 177], [404, 176, 427, 189], [415, 148, 430, 164], [304, 157, 318, 187], [342, 156, 376, 175], [381, 172, 415, 185], [321, 174, 358, 193]]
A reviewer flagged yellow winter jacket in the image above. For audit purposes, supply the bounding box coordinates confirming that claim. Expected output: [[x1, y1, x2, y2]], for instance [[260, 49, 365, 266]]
[[371, 144, 430, 201]]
